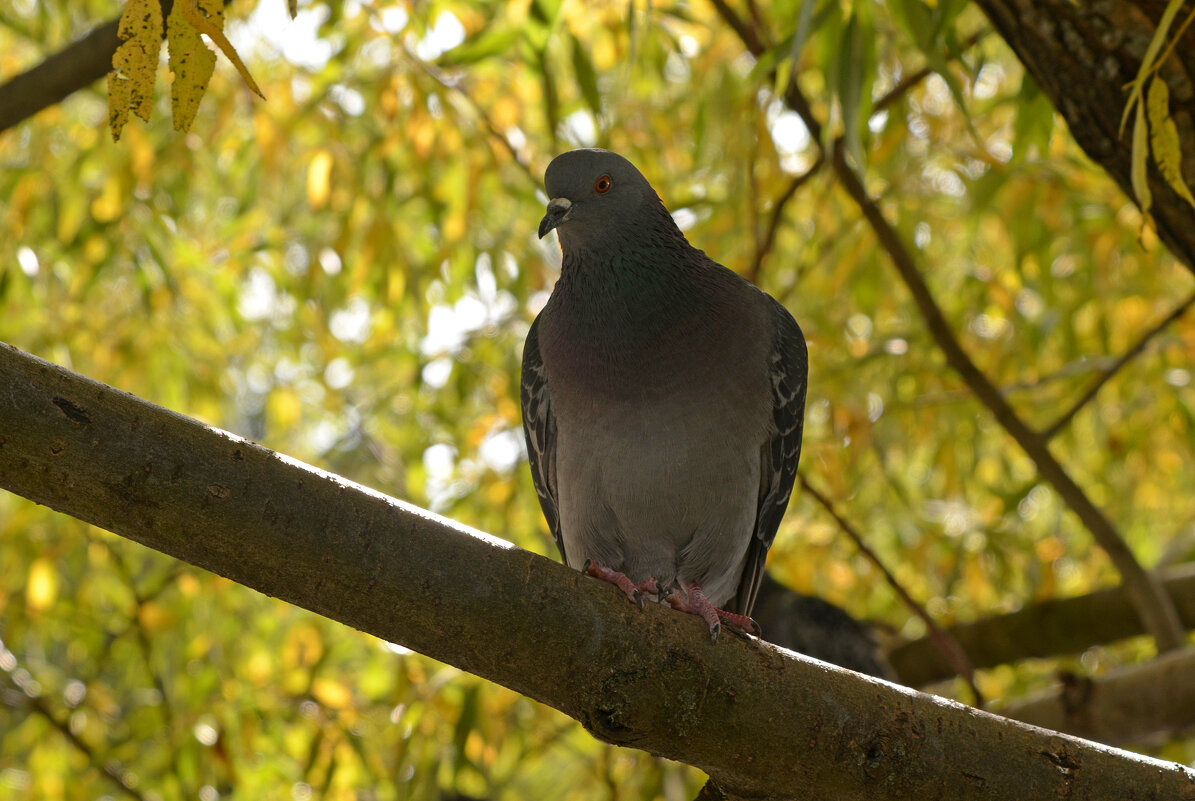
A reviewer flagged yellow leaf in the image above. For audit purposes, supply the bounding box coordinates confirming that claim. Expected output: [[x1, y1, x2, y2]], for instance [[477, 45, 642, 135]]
[[180, 0, 266, 99], [307, 150, 333, 209], [312, 678, 353, 709], [27, 557, 58, 612], [137, 600, 174, 631], [108, 0, 164, 141], [288, 0, 298, 18], [167, 0, 219, 132], [1146, 77, 1195, 208], [1130, 98, 1152, 225]]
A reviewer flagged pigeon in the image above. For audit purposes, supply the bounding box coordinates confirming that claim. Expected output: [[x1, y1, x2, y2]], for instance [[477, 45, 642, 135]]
[[521, 148, 807, 640]]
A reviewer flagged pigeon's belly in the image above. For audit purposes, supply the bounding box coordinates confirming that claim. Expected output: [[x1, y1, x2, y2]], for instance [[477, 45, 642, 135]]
[[551, 375, 771, 605]]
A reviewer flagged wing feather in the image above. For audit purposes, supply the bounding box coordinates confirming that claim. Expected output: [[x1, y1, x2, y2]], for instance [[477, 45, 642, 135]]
[[733, 298, 808, 616], [520, 317, 564, 559]]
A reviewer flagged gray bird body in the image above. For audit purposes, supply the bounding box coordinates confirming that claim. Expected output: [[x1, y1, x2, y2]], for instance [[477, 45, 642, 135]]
[[522, 149, 807, 618]]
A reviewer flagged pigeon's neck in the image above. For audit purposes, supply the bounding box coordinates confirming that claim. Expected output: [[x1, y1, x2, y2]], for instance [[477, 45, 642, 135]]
[[554, 239, 714, 341]]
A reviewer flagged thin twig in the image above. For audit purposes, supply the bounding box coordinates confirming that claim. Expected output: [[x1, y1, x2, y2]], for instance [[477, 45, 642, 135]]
[[1043, 288, 1195, 439], [798, 473, 985, 707], [747, 152, 826, 284], [872, 30, 990, 114], [19, 693, 148, 801], [396, 40, 538, 187], [707, 0, 766, 56]]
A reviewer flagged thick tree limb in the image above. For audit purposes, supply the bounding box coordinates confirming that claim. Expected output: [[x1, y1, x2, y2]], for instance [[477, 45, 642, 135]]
[[2, 342, 1194, 799], [971, 0, 1195, 277], [889, 563, 1195, 686]]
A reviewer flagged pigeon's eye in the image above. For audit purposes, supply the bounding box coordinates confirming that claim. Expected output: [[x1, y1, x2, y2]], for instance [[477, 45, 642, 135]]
[[594, 175, 613, 194]]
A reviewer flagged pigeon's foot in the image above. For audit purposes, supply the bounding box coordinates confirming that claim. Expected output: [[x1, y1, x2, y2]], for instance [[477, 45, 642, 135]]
[[667, 584, 762, 642], [582, 559, 660, 609]]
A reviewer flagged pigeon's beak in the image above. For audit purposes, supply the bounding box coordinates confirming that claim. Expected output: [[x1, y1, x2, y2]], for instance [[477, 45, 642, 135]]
[[538, 197, 573, 238]]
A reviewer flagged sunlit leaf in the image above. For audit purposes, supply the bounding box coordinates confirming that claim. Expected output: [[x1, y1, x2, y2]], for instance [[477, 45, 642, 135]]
[[107, 0, 163, 141], [26, 557, 58, 611], [166, 0, 219, 132]]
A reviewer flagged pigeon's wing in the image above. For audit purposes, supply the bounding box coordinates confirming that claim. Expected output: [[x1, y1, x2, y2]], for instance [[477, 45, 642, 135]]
[[733, 298, 808, 616], [520, 316, 564, 559]]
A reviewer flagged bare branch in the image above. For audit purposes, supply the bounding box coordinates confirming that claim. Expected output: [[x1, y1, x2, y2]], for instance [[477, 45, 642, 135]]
[[747, 153, 826, 284], [798, 473, 984, 706], [827, 135, 1185, 651], [888, 563, 1195, 686], [998, 645, 1195, 747]]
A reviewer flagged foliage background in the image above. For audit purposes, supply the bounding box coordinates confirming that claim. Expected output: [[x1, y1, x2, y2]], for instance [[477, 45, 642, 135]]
[[2, 0, 1194, 798]]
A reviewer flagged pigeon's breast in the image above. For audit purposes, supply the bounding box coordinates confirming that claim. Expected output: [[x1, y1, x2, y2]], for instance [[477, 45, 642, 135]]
[[538, 288, 775, 591]]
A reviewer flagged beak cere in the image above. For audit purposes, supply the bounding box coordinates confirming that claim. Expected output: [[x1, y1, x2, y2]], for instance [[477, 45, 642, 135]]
[[538, 197, 573, 239]]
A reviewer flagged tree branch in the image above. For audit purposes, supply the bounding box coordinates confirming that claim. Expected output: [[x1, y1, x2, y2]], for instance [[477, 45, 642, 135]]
[[826, 135, 1186, 652], [0, 18, 120, 133], [747, 153, 825, 284], [888, 563, 1195, 686], [3, 342, 1194, 798], [999, 645, 1195, 747]]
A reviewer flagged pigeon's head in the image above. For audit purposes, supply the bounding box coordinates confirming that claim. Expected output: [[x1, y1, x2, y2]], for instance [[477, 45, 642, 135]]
[[538, 149, 672, 248]]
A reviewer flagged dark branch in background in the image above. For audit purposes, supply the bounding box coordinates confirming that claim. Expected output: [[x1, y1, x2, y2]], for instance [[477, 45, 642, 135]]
[[827, 135, 1185, 651], [999, 644, 1195, 747], [888, 562, 1195, 686], [0, 18, 119, 133], [4, 686, 147, 801], [4, 342, 1195, 800], [707, 0, 1186, 654], [1042, 288, 1195, 440], [798, 473, 983, 706]]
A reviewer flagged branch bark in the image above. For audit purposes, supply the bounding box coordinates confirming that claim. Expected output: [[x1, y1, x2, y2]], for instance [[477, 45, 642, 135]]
[[2, 342, 1194, 799], [889, 563, 1195, 686], [971, 0, 1195, 277]]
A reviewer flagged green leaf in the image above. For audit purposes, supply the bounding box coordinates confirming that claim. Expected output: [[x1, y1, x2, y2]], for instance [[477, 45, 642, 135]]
[[438, 26, 521, 66], [1011, 74, 1054, 160], [837, 12, 876, 168], [1131, 97, 1153, 222], [570, 34, 602, 116], [888, 0, 934, 50], [1119, 0, 1187, 135]]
